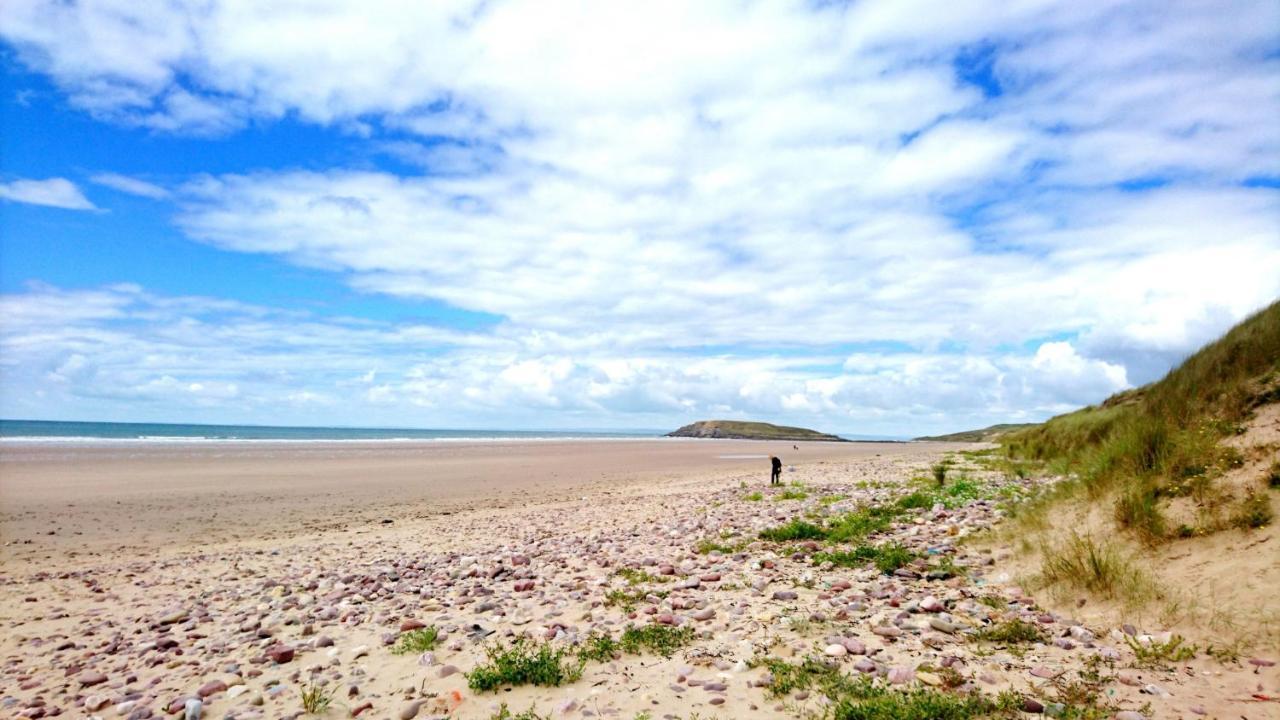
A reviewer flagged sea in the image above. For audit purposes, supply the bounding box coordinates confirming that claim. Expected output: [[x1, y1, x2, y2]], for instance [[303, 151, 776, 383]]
[[0, 419, 661, 443]]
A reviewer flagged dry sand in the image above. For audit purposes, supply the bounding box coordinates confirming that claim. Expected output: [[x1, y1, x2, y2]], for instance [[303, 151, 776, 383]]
[[0, 439, 889, 567], [1, 439, 1275, 719]]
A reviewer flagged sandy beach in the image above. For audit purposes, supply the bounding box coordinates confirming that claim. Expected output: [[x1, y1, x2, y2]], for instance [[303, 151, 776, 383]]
[[0, 439, 894, 567], [1, 440, 1275, 719]]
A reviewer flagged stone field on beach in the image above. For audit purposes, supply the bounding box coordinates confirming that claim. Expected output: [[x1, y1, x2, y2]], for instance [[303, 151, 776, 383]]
[[2, 447, 1276, 720]]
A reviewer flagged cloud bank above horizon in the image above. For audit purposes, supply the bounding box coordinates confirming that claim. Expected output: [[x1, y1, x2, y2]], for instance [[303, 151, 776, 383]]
[[1, 1, 1277, 434]]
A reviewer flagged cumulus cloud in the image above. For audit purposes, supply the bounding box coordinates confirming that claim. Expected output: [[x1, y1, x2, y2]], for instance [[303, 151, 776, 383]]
[[0, 284, 1135, 434], [1, 1, 1277, 430], [0, 177, 96, 209]]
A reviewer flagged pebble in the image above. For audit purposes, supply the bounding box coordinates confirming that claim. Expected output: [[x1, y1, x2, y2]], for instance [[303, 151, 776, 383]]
[[887, 667, 914, 684], [824, 644, 847, 657], [197, 680, 227, 698], [77, 671, 108, 686]]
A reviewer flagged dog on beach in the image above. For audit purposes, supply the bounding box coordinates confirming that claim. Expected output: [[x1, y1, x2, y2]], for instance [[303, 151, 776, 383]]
[[770, 455, 782, 485]]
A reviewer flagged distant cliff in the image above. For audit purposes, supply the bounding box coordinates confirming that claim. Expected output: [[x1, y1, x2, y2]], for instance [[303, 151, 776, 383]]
[[666, 420, 846, 442]]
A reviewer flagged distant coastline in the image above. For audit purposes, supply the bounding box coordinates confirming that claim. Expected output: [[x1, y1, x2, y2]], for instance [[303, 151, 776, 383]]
[[0, 419, 913, 444]]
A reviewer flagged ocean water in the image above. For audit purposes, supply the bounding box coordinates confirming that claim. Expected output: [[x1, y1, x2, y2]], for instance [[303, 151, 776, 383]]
[[0, 419, 660, 443]]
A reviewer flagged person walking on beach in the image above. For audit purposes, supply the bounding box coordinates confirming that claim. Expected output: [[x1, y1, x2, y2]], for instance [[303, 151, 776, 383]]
[[770, 455, 782, 485]]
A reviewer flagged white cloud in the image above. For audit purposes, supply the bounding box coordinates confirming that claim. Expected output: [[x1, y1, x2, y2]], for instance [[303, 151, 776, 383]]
[[90, 173, 170, 199], [1, 2, 1277, 431], [0, 283, 1138, 434], [0, 177, 96, 210]]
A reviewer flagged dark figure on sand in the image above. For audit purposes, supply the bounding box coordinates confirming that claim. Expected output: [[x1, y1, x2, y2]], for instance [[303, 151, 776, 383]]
[[770, 455, 782, 485]]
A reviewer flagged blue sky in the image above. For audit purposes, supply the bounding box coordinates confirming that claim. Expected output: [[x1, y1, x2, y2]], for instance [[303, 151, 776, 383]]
[[1, 1, 1277, 434]]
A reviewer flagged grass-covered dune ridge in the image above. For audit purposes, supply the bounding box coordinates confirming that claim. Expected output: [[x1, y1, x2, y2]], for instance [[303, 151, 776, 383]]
[[987, 299, 1280, 651], [915, 424, 1038, 442], [1003, 299, 1279, 542]]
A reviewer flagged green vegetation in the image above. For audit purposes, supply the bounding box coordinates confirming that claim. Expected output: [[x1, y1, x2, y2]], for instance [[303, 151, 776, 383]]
[[830, 685, 1021, 720], [827, 505, 900, 541], [1232, 491, 1274, 529], [757, 657, 1022, 720], [895, 477, 987, 512], [1268, 460, 1280, 488], [976, 595, 1007, 610], [695, 538, 746, 555], [896, 491, 935, 510], [299, 681, 333, 714], [811, 546, 879, 566], [819, 493, 849, 505], [489, 704, 551, 720], [1040, 655, 1125, 720], [1002, 301, 1280, 544], [776, 488, 809, 501], [578, 631, 621, 663], [1037, 533, 1155, 605], [466, 638, 584, 692], [812, 542, 917, 574], [972, 619, 1046, 645], [614, 567, 670, 585], [759, 519, 828, 541], [578, 626, 692, 662], [930, 554, 962, 578], [931, 460, 951, 486], [1113, 483, 1167, 545], [604, 587, 666, 612], [744, 491, 764, 501], [759, 502, 911, 545], [390, 626, 440, 655], [1124, 634, 1196, 670], [666, 419, 845, 441], [870, 542, 916, 573], [619, 624, 694, 657]]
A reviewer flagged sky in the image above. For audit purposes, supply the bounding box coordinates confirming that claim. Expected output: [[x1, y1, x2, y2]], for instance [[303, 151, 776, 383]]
[[0, 1, 1278, 436]]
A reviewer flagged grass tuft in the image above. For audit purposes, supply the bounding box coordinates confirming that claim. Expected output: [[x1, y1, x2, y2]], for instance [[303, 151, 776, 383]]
[[390, 626, 440, 655], [1038, 532, 1154, 605], [466, 637, 584, 692], [812, 542, 916, 574], [300, 681, 333, 715], [758, 657, 1022, 720], [1114, 483, 1167, 544], [931, 460, 951, 487], [1231, 491, 1273, 529], [489, 703, 551, 720], [759, 519, 828, 542], [1125, 634, 1196, 670], [578, 632, 620, 663], [619, 624, 694, 658]]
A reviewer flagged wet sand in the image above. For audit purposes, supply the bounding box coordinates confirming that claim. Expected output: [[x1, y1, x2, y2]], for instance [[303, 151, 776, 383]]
[[0, 438, 908, 567]]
